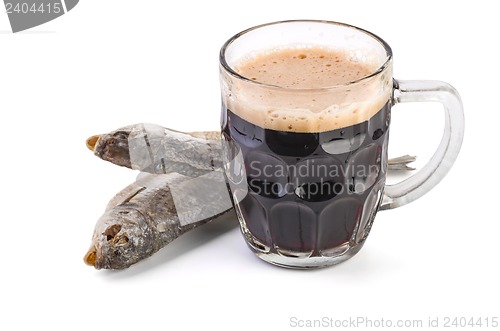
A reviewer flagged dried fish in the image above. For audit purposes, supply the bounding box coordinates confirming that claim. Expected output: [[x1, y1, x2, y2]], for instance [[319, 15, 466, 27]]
[[87, 123, 222, 177], [87, 123, 416, 174], [84, 172, 233, 269]]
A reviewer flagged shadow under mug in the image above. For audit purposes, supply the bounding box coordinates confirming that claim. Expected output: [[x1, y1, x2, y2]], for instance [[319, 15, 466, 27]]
[[219, 20, 464, 269]]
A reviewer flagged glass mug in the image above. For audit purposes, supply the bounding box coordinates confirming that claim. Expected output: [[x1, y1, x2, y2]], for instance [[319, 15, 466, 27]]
[[219, 20, 464, 268]]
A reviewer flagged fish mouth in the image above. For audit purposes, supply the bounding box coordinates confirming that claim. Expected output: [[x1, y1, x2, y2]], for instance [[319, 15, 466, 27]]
[[86, 135, 100, 151], [83, 246, 97, 267]]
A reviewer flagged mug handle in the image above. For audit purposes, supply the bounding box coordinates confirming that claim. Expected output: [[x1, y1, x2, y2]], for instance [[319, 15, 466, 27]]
[[380, 80, 465, 210]]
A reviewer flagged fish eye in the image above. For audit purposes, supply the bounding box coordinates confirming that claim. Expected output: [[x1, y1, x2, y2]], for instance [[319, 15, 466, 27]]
[[113, 131, 129, 141]]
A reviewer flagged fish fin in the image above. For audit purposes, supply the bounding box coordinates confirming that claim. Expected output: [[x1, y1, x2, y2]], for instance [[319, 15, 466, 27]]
[[388, 155, 417, 171], [105, 184, 146, 210]]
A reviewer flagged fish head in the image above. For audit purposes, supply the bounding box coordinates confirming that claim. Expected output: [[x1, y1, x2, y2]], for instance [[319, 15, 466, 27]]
[[88, 123, 165, 172], [84, 207, 155, 269], [91, 129, 132, 169]]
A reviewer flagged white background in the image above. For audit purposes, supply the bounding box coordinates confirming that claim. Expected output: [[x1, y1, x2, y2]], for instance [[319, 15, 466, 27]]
[[1, 1, 498, 330]]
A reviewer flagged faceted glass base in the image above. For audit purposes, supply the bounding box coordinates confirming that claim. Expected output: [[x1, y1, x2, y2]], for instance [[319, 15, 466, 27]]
[[253, 242, 365, 269]]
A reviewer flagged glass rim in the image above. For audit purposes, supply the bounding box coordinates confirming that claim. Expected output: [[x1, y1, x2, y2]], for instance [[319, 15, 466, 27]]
[[219, 19, 393, 91]]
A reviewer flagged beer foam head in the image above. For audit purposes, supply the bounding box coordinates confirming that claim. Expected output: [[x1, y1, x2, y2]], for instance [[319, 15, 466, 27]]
[[220, 21, 393, 133]]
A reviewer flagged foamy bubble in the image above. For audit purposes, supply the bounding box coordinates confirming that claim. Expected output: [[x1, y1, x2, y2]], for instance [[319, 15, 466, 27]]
[[223, 46, 392, 133]]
